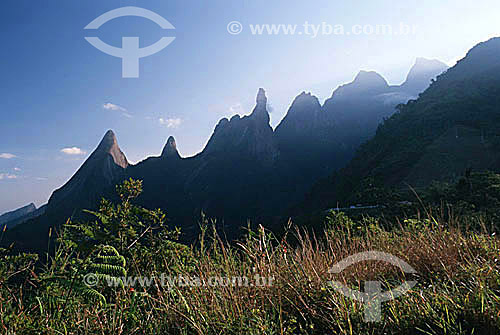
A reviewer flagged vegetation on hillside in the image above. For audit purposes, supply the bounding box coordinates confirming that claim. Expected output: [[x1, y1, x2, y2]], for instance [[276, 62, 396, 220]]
[[0, 179, 499, 334], [300, 38, 500, 212]]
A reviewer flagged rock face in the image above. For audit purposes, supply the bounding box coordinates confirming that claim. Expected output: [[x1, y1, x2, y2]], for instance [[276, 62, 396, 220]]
[[179, 88, 279, 225], [161, 136, 181, 159], [94, 130, 129, 169], [0, 203, 37, 225], [119, 89, 280, 238], [273, 92, 339, 206], [275, 92, 324, 139], [46, 130, 129, 218], [203, 88, 278, 164]]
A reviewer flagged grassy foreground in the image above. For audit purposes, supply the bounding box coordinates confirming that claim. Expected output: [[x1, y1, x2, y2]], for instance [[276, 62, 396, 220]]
[[1, 181, 499, 334]]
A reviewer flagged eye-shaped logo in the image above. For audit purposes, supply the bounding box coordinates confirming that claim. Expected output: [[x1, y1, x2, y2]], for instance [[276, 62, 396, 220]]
[[84, 7, 176, 78], [328, 251, 417, 322]]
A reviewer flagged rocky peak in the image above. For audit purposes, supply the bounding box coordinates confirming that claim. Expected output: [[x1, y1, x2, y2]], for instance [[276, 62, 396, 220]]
[[415, 57, 446, 67], [352, 70, 389, 88], [332, 71, 389, 98], [161, 136, 181, 159], [46, 130, 129, 215], [256, 87, 267, 106], [96, 130, 118, 152], [250, 88, 270, 124], [201, 89, 277, 163], [274, 91, 324, 143], [401, 58, 448, 94], [275, 92, 321, 131], [290, 92, 321, 111], [94, 130, 128, 168]]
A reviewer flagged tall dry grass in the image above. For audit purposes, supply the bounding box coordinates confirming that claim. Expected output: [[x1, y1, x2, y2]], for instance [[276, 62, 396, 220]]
[[1, 212, 499, 334]]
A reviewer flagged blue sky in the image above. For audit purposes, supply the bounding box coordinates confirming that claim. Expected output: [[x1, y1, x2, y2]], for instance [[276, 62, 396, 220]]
[[1, 0, 499, 213]]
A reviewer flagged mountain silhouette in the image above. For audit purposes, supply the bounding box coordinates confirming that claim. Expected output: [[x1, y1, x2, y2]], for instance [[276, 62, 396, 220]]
[[300, 37, 500, 212], [5, 58, 448, 249], [45, 130, 129, 220]]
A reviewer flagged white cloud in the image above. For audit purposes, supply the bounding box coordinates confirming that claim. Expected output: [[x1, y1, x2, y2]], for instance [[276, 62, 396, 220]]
[[0, 153, 16, 159], [159, 118, 182, 128], [103, 103, 132, 118], [0, 173, 17, 180], [13, 167, 21, 172], [103, 103, 126, 112], [61, 147, 87, 155]]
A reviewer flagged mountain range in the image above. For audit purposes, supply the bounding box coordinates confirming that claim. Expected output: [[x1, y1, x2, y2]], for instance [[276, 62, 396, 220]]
[[3, 56, 449, 250], [300, 37, 500, 211]]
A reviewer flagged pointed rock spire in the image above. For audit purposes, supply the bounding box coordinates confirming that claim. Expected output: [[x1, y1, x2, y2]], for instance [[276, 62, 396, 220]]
[[46, 130, 129, 216], [352, 70, 389, 87], [250, 88, 270, 124], [256, 88, 267, 107], [161, 136, 181, 158], [96, 130, 118, 153], [94, 130, 128, 168], [201, 88, 276, 162]]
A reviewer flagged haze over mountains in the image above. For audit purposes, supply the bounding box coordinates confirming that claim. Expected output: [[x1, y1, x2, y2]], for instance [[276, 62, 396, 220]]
[[275, 58, 449, 199], [3, 56, 450, 248], [301, 37, 500, 211]]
